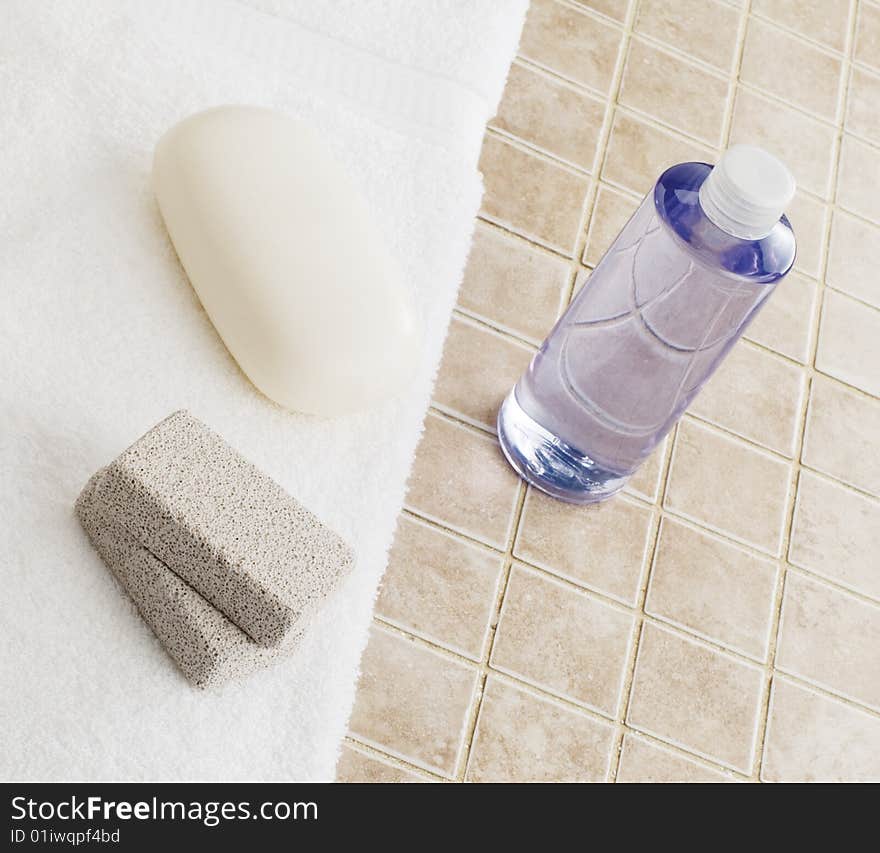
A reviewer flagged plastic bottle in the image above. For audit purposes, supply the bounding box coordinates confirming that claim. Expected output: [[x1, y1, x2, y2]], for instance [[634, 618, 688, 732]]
[[497, 145, 797, 504]]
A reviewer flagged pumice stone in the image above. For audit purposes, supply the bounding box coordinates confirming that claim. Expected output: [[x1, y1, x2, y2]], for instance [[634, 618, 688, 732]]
[[153, 105, 420, 415], [89, 411, 355, 648], [76, 475, 299, 689]]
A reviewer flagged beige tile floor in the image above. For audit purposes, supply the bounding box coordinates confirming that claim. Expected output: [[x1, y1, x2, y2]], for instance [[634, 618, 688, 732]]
[[339, 0, 880, 782]]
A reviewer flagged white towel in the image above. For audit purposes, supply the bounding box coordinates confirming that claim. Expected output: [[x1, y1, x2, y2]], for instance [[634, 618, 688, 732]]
[[0, 0, 526, 780]]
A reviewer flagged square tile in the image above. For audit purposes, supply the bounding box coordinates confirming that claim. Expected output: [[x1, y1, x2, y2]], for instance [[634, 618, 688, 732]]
[[467, 677, 614, 781], [491, 564, 635, 715], [743, 269, 817, 363], [627, 622, 765, 772], [603, 110, 716, 196], [827, 209, 880, 308], [519, 0, 623, 94], [624, 436, 667, 502], [753, 0, 851, 52], [689, 339, 805, 456], [515, 488, 655, 605], [646, 517, 778, 660], [376, 515, 504, 660], [491, 62, 606, 170], [855, 0, 880, 70], [619, 38, 728, 145], [762, 677, 880, 782], [405, 411, 520, 548], [741, 17, 843, 121], [348, 626, 478, 777], [729, 87, 836, 198], [787, 191, 828, 279], [458, 222, 569, 344], [616, 733, 732, 782], [777, 571, 880, 711], [846, 66, 880, 143], [433, 315, 535, 431], [803, 375, 880, 496], [837, 134, 880, 222], [665, 418, 792, 556], [635, 0, 740, 72], [335, 743, 426, 782], [583, 183, 640, 266], [790, 470, 880, 601], [816, 288, 880, 396], [479, 134, 590, 254]]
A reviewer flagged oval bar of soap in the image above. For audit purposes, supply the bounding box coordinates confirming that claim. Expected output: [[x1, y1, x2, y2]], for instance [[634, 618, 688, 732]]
[[153, 106, 419, 415]]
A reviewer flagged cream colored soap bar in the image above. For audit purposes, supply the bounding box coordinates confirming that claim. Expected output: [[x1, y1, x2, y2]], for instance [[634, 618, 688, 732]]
[[153, 106, 419, 415]]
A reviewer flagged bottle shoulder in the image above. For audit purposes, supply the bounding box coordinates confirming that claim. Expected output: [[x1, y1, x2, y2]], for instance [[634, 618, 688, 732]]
[[653, 162, 796, 282]]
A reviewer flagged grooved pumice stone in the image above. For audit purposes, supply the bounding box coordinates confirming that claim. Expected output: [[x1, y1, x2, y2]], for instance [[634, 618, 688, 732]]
[[153, 105, 420, 415]]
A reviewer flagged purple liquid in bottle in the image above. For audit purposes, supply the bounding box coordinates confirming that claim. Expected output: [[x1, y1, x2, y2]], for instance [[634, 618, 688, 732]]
[[497, 151, 797, 503]]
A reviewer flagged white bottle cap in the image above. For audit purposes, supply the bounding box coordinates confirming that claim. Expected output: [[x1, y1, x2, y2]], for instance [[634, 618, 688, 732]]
[[699, 144, 796, 239]]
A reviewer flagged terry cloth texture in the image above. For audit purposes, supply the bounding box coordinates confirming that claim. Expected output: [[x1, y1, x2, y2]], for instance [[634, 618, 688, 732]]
[[0, 0, 527, 780]]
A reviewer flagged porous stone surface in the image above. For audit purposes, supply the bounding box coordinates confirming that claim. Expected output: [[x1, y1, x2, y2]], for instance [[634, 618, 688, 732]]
[[91, 410, 355, 647], [76, 474, 300, 688]]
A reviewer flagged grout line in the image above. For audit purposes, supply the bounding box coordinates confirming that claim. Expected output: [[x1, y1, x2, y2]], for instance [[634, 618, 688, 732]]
[[454, 480, 528, 780], [340, 736, 446, 782], [752, 0, 861, 781], [607, 418, 678, 781], [473, 215, 575, 263], [450, 307, 539, 351]]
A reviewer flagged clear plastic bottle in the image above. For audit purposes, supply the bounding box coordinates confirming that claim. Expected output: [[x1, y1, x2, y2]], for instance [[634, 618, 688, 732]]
[[497, 145, 797, 504]]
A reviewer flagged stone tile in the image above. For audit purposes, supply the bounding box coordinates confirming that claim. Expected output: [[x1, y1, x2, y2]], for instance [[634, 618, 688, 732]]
[[624, 437, 667, 503], [583, 183, 640, 266], [458, 222, 569, 344], [790, 470, 880, 601], [762, 677, 880, 782], [777, 571, 880, 710], [603, 110, 716, 196], [434, 315, 534, 431], [846, 66, 880, 143], [616, 733, 732, 782], [837, 134, 880, 223], [619, 38, 728, 145], [405, 411, 520, 549], [646, 518, 778, 660], [635, 0, 740, 72], [479, 134, 590, 254], [335, 743, 426, 782], [689, 339, 805, 457], [572, 0, 628, 22], [491, 62, 605, 170], [753, 0, 850, 53], [376, 515, 503, 660], [787, 190, 828, 279], [519, 0, 623, 94], [816, 288, 880, 396], [827, 209, 880, 308], [348, 627, 478, 777], [515, 488, 655, 605], [803, 375, 880, 496], [741, 17, 843, 121], [467, 677, 614, 781], [729, 87, 836, 198], [744, 270, 817, 363], [665, 418, 792, 556], [855, 0, 880, 70], [627, 622, 765, 772], [491, 564, 635, 714]]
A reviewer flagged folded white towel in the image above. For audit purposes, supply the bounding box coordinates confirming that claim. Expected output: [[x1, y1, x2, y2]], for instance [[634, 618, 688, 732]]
[[0, 0, 525, 780]]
